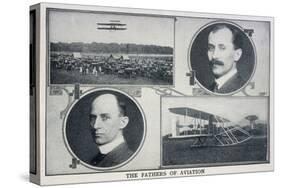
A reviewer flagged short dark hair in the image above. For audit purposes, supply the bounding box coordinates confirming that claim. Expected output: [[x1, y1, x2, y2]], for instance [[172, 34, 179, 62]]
[[116, 95, 127, 117], [210, 23, 243, 50]]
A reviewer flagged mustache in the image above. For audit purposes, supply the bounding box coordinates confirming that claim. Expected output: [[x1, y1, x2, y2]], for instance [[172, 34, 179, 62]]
[[91, 128, 104, 136], [90, 128, 98, 136], [210, 59, 224, 66]]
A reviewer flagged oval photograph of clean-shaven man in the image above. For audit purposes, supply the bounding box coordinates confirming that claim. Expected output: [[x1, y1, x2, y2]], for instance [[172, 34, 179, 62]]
[[64, 89, 146, 170], [189, 21, 256, 95]]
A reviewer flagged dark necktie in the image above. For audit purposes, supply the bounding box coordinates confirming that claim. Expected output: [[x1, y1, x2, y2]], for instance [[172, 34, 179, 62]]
[[91, 152, 106, 166], [211, 81, 219, 92], [214, 82, 219, 92]]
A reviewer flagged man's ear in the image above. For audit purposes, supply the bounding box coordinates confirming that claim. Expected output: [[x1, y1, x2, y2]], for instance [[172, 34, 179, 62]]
[[234, 48, 242, 61], [119, 116, 129, 129]]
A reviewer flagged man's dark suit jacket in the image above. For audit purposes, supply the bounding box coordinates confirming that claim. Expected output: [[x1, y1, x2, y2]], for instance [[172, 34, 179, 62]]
[[90, 142, 134, 167], [209, 73, 246, 94]]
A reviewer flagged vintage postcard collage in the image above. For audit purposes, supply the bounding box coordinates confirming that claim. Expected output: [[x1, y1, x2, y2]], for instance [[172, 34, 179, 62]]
[[30, 3, 274, 185]]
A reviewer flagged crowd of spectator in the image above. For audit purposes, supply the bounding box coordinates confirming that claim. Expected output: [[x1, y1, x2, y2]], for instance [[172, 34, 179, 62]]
[[51, 52, 173, 83]]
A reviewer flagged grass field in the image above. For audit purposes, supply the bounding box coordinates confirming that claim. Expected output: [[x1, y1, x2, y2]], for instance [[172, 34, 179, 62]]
[[50, 69, 172, 85], [162, 136, 268, 166]]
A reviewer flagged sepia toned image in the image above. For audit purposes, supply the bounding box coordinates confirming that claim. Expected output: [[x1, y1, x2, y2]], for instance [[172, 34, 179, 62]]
[[162, 97, 269, 167], [48, 10, 174, 85]]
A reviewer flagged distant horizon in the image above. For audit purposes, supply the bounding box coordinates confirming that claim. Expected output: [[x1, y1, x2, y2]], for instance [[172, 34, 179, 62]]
[[50, 41, 173, 54], [50, 41, 173, 48]]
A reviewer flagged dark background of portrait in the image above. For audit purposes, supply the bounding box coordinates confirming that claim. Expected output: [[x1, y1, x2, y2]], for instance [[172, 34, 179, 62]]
[[190, 22, 255, 92], [65, 89, 145, 167]]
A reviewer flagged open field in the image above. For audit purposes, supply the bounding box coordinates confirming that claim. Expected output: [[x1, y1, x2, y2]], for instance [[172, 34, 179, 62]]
[[162, 136, 268, 166], [50, 69, 172, 85]]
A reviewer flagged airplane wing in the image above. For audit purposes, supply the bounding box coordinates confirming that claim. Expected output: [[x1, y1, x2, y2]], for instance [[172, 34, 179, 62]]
[[169, 107, 230, 122]]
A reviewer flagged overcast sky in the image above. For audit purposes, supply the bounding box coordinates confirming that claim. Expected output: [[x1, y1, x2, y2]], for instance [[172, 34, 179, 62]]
[[49, 10, 174, 47]]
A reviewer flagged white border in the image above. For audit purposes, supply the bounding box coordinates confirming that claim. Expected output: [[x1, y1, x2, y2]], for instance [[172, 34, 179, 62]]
[[187, 20, 257, 96], [62, 87, 147, 171], [33, 2, 274, 185]]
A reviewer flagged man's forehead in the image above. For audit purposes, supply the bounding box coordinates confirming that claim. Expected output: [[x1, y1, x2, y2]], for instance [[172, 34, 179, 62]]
[[208, 27, 233, 44], [91, 94, 119, 114]]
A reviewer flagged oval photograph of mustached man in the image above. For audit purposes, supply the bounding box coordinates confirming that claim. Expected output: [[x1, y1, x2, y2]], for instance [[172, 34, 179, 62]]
[[189, 21, 256, 95], [64, 89, 145, 170]]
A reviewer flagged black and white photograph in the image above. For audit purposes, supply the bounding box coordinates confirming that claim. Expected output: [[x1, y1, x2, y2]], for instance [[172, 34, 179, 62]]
[[48, 10, 174, 85], [189, 21, 256, 95], [64, 89, 146, 169], [1, 0, 280, 187], [28, 2, 274, 186], [162, 97, 269, 167]]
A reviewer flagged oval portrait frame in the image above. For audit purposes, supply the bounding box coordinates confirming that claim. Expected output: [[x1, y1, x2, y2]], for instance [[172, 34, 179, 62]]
[[62, 87, 147, 171], [188, 20, 257, 95]]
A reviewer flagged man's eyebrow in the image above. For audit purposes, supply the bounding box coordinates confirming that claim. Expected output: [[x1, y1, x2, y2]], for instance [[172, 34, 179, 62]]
[[100, 113, 111, 117], [208, 44, 215, 48], [218, 44, 226, 48]]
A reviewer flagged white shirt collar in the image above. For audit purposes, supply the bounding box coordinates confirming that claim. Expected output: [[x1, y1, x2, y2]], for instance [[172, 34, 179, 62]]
[[98, 135, 125, 154], [215, 68, 238, 89]]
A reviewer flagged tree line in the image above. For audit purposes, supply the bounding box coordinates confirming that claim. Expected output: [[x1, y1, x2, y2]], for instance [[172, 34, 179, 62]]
[[50, 42, 173, 54]]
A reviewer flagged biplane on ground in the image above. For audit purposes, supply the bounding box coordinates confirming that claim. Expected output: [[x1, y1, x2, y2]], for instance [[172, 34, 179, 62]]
[[168, 107, 252, 147]]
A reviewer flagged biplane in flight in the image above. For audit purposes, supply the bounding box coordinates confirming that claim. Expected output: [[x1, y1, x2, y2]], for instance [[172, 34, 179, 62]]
[[97, 20, 127, 30], [168, 107, 252, 147]]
